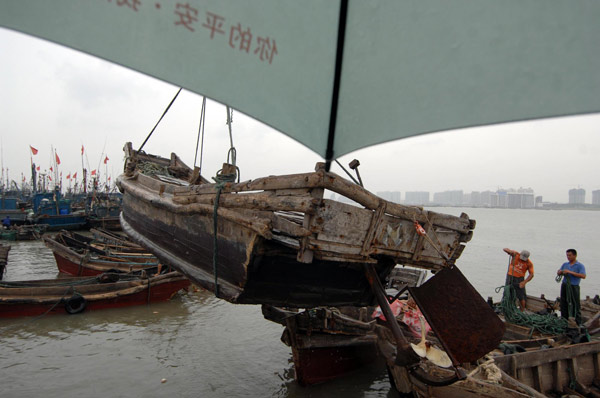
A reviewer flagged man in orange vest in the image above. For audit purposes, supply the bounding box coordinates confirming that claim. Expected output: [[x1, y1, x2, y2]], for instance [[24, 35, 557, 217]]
[[503, 248, 535, 311]]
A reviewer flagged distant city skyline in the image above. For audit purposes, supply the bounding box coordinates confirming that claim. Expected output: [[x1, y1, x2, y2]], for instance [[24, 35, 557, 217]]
[[373, 186, 600, 208]]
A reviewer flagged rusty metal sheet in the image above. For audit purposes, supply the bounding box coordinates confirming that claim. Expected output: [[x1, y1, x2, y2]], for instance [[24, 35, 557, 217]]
[[409, 266, 505, 364]]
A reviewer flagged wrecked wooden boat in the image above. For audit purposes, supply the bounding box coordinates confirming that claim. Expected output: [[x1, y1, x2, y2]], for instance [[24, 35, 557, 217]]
[[384, 338, 600, 398], [0, 271, 190, 318], [43, 230, 162, 276], [117, 143, 475, 308], [262, 266, 428, 385]]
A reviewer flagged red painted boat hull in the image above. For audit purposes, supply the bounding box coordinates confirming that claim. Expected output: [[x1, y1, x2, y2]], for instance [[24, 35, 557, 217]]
[[0, 277, 190, 318], [292, 342, 379, 385]]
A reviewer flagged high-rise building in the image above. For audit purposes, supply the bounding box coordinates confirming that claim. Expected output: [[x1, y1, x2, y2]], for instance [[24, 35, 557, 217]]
[[432, 190, 463, 206], [592, 190, 600, 205], [405, 191, 429, 205], [377, 191, 401, 204], [491, 189, 508, 208], [535, 196, 543, 207], [568, 188, 586, 204], [480, 191, 493, 207]]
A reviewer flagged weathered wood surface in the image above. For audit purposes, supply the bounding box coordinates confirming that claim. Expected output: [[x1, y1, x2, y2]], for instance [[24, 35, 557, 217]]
[[119, 144, 477, 309], [493, 341, 600, 395], [494, 341, 600, 370], [125, 169, 471, 268], [172, 171, 472, 232], [0, 272, 187, 304]]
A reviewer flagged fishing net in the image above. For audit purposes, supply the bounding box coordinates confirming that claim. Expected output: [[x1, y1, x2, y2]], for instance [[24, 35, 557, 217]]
[[497, 283, 568, 335]]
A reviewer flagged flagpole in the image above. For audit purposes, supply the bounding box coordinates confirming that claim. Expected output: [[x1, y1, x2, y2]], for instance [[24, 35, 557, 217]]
[[81, 144, 86, 195]]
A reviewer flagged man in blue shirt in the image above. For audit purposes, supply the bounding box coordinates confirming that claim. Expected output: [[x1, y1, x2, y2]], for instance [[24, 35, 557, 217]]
[[557, 248, 586, 325]]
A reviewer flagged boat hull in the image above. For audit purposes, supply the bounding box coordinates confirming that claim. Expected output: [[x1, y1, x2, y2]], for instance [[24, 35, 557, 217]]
[[44, 233, 160, 276], [117, 143, 474, 308], [36, 214, 88, 231], [0, 273, 190, 318], [120, 195, 392, 308], [291, 335, 379, 385]]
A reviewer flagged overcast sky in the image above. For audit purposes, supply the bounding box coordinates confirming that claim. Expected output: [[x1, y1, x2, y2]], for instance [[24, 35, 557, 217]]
[[1, 27, 599, 203]]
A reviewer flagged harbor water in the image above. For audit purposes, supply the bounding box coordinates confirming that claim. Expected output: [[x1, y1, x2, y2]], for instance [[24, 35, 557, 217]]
[[1, 207, 599, 397]]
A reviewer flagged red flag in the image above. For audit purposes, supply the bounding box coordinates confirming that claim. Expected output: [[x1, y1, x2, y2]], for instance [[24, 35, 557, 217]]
[[81, 145, 84, 155], [91, 169, 97, 176], [30, 145, 38, 155], [48, 176, 52, 181], [104, 156, 109, 164], [36, 166, 40, 171], [73, 172, 77, 179], [50, 166, 53, 172], [55, 153, 61, 165], [67, 173, 71, 179], [108, 176, 111, 181]]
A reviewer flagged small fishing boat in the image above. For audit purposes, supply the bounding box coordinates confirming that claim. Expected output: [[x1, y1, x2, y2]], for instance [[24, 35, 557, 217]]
[[383, 337, 600, 398], [86, 193, 123, 231], [33, 190, 88, 231], [377, 286, 600, 397], [263, 266, 428, 385], [0, 271, 190, 318], [495, 293, 600, 340], [0, 196, 28, 225], [89, 228, 148, 253], [43, 230, 163, 276]]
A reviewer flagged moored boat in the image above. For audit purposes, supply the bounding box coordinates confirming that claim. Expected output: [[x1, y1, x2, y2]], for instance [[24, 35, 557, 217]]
[[43, 230, 162, 276], [33, 190, 88, 231], [384, 338, 600, 398], [263, 266, 428, 385], [0, 271, 190, 318], [494, 292, 600, 340]]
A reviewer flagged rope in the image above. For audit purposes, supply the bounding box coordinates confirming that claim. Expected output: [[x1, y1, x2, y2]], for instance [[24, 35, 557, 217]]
[[567, 363, 577, 390], [28, 286, 74, 322], [77, 252, 91, 276], [210, 108, 240, 298], [495, 284, 567, 335], [137, 162, 170, 177], [194, 96, 207, 171], [138, 88, 182, 152], [413, 220, 451, 265], [226, 106, 235, 157], [211, 172, 237, 298], [423, 213, 447, 260]]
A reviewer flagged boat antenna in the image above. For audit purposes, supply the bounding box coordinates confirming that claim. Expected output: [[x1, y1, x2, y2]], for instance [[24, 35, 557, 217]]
[[193, 96, 207, 172], [334, 159, 361, 186], [138, 87, 182, 152]]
